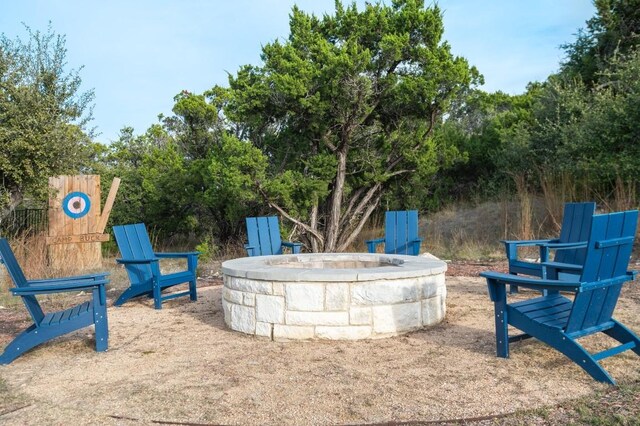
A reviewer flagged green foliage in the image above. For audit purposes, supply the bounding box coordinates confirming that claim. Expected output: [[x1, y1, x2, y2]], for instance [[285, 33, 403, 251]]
[[194, 236, 217, 262], [561, 0, 640, 85], [0, 24, 94, 217], [203, 133, 268, 238], [531, 49, 640, 185], [90, 126, 166, 228], [162, 90, 222, 159]]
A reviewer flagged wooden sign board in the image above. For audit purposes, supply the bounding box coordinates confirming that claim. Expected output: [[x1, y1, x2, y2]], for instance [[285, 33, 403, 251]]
[[47, 175, 120, 271]]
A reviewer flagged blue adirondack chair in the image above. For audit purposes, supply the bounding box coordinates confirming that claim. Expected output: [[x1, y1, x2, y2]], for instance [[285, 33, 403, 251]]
[[113, 223, 199, 309], [503, 202, 595, 292], [0, 238, 109, 364], [244, 216, 302, 256], [366, 210, 422, 255], [481, 210, 640, 384]]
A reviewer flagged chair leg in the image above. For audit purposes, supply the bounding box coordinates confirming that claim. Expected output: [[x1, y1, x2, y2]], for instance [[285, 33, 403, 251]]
[[153, 281, 162, 310], [553, 334, 616, 385], [0, 325, 42, 364], [93, 287, 109, 352], [604, 320, 640, 357], [114, 285, 153, 306], [189, 279, 198, 302], [488, 280, 510, 358]]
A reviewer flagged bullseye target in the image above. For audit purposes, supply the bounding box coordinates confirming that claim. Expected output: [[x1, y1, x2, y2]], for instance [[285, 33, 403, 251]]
[[62, 191, 91, 219]]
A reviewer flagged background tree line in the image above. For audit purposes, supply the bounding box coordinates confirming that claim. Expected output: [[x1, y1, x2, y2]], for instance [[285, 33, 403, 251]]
[[1, 0, 639, 252]]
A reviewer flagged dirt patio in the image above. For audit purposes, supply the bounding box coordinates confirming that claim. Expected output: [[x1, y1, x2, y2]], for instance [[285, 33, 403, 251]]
[[0, 268, 639, 425]]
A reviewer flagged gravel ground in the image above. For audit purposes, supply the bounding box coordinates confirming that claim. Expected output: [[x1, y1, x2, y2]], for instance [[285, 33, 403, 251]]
[[0, 268, 639, 425]]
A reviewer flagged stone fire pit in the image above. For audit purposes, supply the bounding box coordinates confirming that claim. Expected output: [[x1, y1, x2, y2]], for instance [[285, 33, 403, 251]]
[[221, 253, 447, 341]]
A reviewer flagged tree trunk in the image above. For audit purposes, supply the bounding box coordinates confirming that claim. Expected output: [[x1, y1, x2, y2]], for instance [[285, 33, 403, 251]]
[[324, 149, 347, 252]]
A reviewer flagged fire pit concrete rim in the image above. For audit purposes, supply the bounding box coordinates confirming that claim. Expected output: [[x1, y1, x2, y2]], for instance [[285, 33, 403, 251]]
[[221, 253, 447, 282]]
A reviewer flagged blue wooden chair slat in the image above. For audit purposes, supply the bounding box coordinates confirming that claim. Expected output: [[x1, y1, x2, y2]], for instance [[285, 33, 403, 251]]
[[244, 216, 301, 257], [367, 210, 422, 256], [0, 238, 109, 364], [113, 223, 199, 310], [481, 210, 640, 384], [407, 211, 419, 254], [556, 202, 593, 265], [268, 216, 283, 255]]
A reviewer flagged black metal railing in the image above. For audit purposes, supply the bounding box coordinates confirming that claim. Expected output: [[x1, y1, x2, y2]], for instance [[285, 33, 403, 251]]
[[1, 208, 48, 235]]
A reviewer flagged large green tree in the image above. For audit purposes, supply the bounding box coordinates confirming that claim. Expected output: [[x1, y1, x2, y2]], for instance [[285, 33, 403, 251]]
[[0, 25, 94, 218], [225, 0, 480, 252]]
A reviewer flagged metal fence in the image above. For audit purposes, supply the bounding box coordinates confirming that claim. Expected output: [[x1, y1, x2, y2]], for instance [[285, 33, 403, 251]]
[[1, 208, 49, 235]]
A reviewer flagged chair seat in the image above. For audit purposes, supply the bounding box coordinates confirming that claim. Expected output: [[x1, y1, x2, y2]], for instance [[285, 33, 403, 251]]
[[40, 302, 91, 327], [510, 294, 573, 329]]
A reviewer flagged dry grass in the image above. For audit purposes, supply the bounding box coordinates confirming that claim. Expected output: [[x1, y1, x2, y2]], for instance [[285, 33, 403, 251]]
[[0, 276, 638, 425], [421, 200, 552, 261]]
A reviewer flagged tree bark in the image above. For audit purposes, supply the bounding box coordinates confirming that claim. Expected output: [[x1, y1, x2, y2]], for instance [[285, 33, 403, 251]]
[[324, 149, 347, 252]]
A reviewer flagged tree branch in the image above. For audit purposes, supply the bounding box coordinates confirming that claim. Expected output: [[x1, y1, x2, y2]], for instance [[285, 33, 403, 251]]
[[338, 191, 383, 252], [256, 184, 325, 245]]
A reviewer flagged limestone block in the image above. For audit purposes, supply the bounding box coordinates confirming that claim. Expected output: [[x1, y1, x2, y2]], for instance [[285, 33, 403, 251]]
[[316, 326, 372, 340], [286, 283, 324, 311], [349, 307, 372, 325], [231, 304, 256, 334], [286, 311, 349, 326], [272, 282, 285, 296], [372, 302, 421, 333], [222, 298, 233, 328], [273, 324, 315, 340], [325, 283, 349, 310], [255, 321, 273, 338], [256, 294, 285, 324], [351, 279, 419, 305], [421, 295, 444, 325], [421, 274, 445, 299], [243, 292, 255, 307], [226, 277, 272, 295], [223, 287, 243, 305]]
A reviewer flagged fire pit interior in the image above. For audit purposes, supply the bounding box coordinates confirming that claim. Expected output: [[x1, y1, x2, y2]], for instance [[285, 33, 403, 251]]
[[221, 253, 447, 341]]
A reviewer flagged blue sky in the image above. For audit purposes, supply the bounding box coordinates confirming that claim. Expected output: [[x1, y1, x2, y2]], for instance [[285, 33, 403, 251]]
[[0, 1, 595, 143]]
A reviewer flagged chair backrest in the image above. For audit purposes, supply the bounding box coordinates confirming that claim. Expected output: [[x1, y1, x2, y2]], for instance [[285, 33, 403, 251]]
[[565, 210, 638, 334], [0, 238, 44, 322], [245, 216, 282, 256], [384, 210, 419, 255], [113, 223, 156, 284], [555, 202, 596, 265]]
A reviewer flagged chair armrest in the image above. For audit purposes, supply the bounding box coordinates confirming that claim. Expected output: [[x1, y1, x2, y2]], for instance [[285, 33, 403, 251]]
[[116, 257, 159, 264], [503, 239, 560, 263], [12, 278, 109, 295], [409, 238, 422, 255], [501, 238, 557, 247], [282, 242, 302, 254], [366, 238, 385, 244], [480, 271, 582, 294], [155, 252, 200, 258], [28, 272, 109, 284], [537, 241, 588, 250], [365, 238, 385, 253], [244, 244, 255, 257]]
